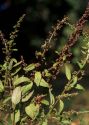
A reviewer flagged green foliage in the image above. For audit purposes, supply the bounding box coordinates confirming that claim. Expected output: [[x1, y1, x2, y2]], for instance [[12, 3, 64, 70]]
[[25, 103, 40, 119], [0, 3, 89, 124], [65, 63, 72, 80], [12, 87, 21, 105], [0, 80, 4, 92]]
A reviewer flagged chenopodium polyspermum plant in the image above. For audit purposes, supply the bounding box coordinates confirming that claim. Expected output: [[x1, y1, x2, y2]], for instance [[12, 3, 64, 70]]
[[0, 2, 89, 125]]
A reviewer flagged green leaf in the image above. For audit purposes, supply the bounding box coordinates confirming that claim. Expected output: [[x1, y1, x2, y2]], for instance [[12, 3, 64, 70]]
[[44, 69, 51, 77], [0, 80, 4, 92], [15, 109, 20, 123], [13, 76, 31, 85], [24, 63, 35, 72], [75, 84, 85, 90], [8, 58, 17, 70], [42, 119, 48, 125], [65, 64, 71, 80], [13, 61, 22, 67], [25, 103, 39, 119], [77, 61, 85, 69], [34, 72, 41, 86], [41, 99, 49, 105], [2, 62, 7, 70], [22, 91, 34, 102], [72, 76, 78, 85], [71, 76, 78, 87], [12, 67, 21, 76], [59, 99, 64, 114], [21, 82, 33, 95], [40, 79, 49, 88], [61, 120, 71, 124], [49, 90, 55, 105], [12, 87, 21, 105], [13, 75, 19, 83]]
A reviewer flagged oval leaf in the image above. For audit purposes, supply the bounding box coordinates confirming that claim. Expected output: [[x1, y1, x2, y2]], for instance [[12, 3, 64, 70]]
[[71, 76, 78, 87], [24, 64, 35, 72], [21, 82, 33, 95], [41, 99, 49, 105], [8, 58, 17, 70], [65, 64, 71, 80], [59, 99, 64, 114], [75, 84, 85, 90], [40, 79, 49, 88], [34, 72, 41, 86], [13, 76, 31, 85], [15, 109, 20, 123], [22, 91, 34, 102], [72, 76, 78, 85], [12, 87, 21, 105], [25, 103, 39, 119], [49, 90, 55, 105], [13, 61, 22, 67]]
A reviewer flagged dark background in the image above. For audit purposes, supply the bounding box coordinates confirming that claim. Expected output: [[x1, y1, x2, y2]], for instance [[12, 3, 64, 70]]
[[0, 0, 88, 62]]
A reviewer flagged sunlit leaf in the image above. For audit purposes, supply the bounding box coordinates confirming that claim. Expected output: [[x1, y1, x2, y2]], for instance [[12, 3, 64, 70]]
[[34, 72, 41, 86], [77, 61, 85, 69], [25, 103, 39, 119], [15, 109, 20, 123], [44, 69, 51, 77], [13, 76, 31, 85], [22, 91, 34, 102], [21, 82, 33, 95], [40, 79, 49, 88], [8, 58, 17, 70], [49, 90, 55, 105], [72, 76, 78, 85], [65, 64, 71, 80], [59, 99, 64, 114], [0, 80, 4, 92], [13, 61, 22, 67], [71, 76, 78, 87], [24, 63, 35, 72], [13, 75, 19, 82], [12, 87, 21, 105], [75, 84, 85, 90], [41, 99, 49, 105]]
